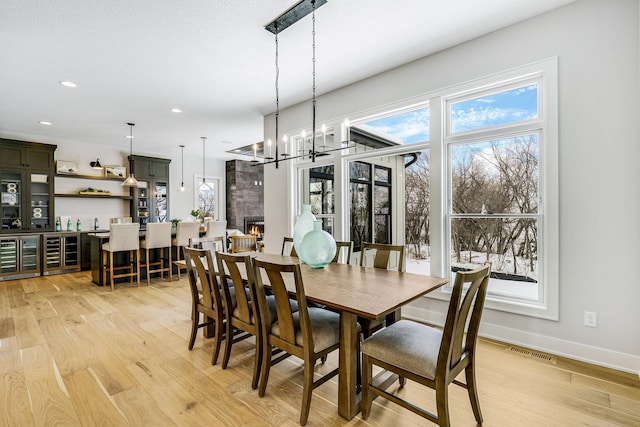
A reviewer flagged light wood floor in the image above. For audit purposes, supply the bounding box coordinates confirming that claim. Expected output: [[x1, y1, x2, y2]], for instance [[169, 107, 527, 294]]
[[1, 271, 638, 426]]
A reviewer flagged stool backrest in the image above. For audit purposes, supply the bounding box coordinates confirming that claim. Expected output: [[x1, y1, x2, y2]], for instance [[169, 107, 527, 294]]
[[175, 221, 201, 247], [144, 222, 172, 249], [108, 223, 140, 251]]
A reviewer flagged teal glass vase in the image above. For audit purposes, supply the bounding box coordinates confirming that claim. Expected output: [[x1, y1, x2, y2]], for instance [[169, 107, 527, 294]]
[[293, 204, 317, 257], [298, 221, 336, 268]]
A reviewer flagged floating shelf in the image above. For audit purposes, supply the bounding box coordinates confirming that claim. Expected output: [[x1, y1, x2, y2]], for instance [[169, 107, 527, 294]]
[[55, 173, 125, 181], [55, 193, 132, 200]]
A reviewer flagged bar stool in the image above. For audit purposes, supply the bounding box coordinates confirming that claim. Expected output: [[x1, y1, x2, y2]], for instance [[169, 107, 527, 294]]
[[140, 222, 172, 286], [204, 219, 227, 251], [172, 221, 201, 280], [102, 223, 141, 291]]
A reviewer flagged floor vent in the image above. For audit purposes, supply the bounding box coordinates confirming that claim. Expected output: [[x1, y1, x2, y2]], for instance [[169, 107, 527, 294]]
[[508, 346, 556, 364]]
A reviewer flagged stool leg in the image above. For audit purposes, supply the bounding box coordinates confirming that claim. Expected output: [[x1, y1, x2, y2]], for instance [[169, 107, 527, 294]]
[[136, 248, 140, 287], [146, 247, 151, 286], [110, 251, 115, 292], [176, 246, 182, 280], [168, 246, 172, 282]]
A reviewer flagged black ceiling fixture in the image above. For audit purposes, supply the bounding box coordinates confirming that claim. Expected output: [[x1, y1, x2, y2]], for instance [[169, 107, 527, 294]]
[[265, 0, 328, 34]]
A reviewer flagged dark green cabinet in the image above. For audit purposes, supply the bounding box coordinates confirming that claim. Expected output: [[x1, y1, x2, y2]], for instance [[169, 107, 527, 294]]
[[1, 139, 56, 233], [129, 155, 170, 226]]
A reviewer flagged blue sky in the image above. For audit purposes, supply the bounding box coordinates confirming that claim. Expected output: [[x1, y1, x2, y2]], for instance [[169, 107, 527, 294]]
[[361, 83, 538, 143]]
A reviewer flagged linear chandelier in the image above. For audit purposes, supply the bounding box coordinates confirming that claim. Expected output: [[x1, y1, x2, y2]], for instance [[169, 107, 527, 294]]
[[262, 0, 353, 168]]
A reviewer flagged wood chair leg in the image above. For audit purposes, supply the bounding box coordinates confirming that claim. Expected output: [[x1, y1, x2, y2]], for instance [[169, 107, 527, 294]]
[[211, 317, 223, 366], [465, 364, 483, 424], [221, 322, 234, 369], [176, 246, 182, 280], [435, 380, 450, 427], [109, 251, 115, 292], [136, 249, 140, 287], [258, 339, 272, 397], [146, 248, 151, 286], [251, 333, 263, 390], [188, 310, 199, 350], [361, 353, 373, 419], [300, 359, 314, 425]]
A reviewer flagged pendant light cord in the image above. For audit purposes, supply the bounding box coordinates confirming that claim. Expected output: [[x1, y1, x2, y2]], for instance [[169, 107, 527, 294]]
[[311, 0, 316, 162], [275, 26, 280, 168], [201, 137, 206, 185]]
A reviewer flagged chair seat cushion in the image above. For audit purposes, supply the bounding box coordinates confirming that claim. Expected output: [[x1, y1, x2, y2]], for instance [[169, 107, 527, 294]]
[[271, 307, 340, 353], [361, 320, 442, 379]]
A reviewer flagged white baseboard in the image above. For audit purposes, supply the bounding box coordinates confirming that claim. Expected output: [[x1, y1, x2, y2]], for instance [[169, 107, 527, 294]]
[[402, 305, 640, 376]]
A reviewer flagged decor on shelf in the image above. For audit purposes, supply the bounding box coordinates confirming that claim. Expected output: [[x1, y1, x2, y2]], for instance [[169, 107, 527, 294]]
[[293, 204, 317, 256], [56, 160, 78, 175], [105, 165, 126, 178], [179, 144, 185, 192], [263, 0, 352, 168], [89, 158, 102, 169], [190, 209, 203, 222], [79, 187, 111, 195], [121, 122, 138, 187], [298, 220, 336, 268]]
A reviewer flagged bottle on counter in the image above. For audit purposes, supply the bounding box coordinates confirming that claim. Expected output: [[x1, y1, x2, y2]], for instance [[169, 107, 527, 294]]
[[76, 218, 82, 232], [55, 217, 61, 231], [66, 218, 72, 232]]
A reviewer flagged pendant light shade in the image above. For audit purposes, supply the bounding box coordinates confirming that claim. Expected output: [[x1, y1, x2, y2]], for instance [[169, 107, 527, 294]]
[[121, 122, 138, 187], [179, 144, 185, 192]]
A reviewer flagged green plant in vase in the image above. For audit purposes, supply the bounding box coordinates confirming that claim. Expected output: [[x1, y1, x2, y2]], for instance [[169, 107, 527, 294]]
[[190, 209, 203, 222]]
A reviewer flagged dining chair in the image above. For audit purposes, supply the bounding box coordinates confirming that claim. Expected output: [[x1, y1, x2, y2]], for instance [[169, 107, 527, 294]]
[[358, 242, 406, 338], [183, 247, 226, 364], [140, 222, 172, 286], [331, 240, 353, 264], [252, 258, 340, 426], [230, 234, 257, 253], [172, 221, 201, 280], [361, 263, 491, 426], [204, 219, 227, 251], [281, 236, 298, 257], [102, 223, 140, 291], [215, 252, 295, 390]]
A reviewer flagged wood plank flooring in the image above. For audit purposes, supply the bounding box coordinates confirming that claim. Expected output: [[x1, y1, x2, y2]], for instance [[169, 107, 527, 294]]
[[1, 271, 638, 426]]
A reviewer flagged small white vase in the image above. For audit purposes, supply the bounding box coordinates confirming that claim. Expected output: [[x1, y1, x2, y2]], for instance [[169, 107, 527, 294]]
[[293, 204, 317, 257]]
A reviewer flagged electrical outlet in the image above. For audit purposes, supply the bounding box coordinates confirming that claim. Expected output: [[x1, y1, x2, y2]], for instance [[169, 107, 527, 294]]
[[584, 311, 597, 328]]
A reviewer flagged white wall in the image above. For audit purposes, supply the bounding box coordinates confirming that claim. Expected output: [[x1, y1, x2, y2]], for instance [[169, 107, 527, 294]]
[[53, 140, 225, 230], [264, 0, 640, 373]]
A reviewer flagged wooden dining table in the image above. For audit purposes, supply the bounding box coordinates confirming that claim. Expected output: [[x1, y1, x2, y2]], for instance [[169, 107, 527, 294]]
[[250, 252, 448, 420]]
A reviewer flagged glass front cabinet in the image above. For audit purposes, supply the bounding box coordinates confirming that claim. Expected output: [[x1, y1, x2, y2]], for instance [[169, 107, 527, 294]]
[[129, 155, 170, 227], [1, 139, 56, 233]]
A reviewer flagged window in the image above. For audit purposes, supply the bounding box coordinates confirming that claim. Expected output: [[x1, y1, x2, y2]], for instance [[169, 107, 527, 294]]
[[442, 58, 558, 319], [350, 162, 372, 251], [194, 176, 220, 220], [309, 165, 335, 234]]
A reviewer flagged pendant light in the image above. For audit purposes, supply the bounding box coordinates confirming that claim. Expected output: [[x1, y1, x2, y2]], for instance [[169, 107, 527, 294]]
[[199, 137, 210, 191], [121, 122, 138, 187], [179, 144, 185, 191]]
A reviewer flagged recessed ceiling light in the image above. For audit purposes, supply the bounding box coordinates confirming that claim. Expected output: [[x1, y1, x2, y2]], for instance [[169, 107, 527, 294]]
[[59, 81, 77, 88], [39, 121, 52, 125], [170, 108, 182, 113]]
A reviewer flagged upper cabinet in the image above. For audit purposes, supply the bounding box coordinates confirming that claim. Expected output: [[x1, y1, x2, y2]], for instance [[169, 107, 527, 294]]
[[128, 155, 170, 226], [0, 139, 56, 233], [130, 155, 169, 180]]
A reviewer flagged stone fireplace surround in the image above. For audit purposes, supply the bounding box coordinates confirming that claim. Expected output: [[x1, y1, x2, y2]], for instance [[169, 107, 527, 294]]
[[225, 160, 264, 234]]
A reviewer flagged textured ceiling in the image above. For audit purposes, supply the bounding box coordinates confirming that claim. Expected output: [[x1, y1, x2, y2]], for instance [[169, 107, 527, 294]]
[[0, 0, 575, 160]]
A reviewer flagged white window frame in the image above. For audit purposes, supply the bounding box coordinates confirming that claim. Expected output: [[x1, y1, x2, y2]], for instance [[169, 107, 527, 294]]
[[193, 175, 223, 221], [438, 58, 558, 320]]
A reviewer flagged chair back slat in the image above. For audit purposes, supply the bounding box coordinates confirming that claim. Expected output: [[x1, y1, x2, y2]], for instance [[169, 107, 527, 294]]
[[217, 253, 253, 323], [439, 263, 491, 372], [360, 242, 405, 272], [331, 241, 353, 264], [253, 259, 309, 349], [281, 237, 297, 257]]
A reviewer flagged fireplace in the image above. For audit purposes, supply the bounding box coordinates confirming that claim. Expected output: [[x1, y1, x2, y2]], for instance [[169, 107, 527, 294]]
[[244, 216, 264, 236]]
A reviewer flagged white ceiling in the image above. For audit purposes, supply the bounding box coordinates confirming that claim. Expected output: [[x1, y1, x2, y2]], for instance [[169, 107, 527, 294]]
[[0, 0, 575, 160]]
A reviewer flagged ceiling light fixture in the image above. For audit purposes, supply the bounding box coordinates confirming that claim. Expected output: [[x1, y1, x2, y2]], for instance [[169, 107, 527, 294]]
[[59, 81, 77, 88], [199, 137, 210, 191], [121, 123, 139, 187], [170, 108, 182, 113], [179, 144, 185, 192], [262, 0, 352, 168], [39, 121, 52, 126], [90, 158, 102, 169]]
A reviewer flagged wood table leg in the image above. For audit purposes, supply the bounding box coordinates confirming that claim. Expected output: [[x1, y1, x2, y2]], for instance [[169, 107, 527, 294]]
[[338, 311, 361, 420]]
